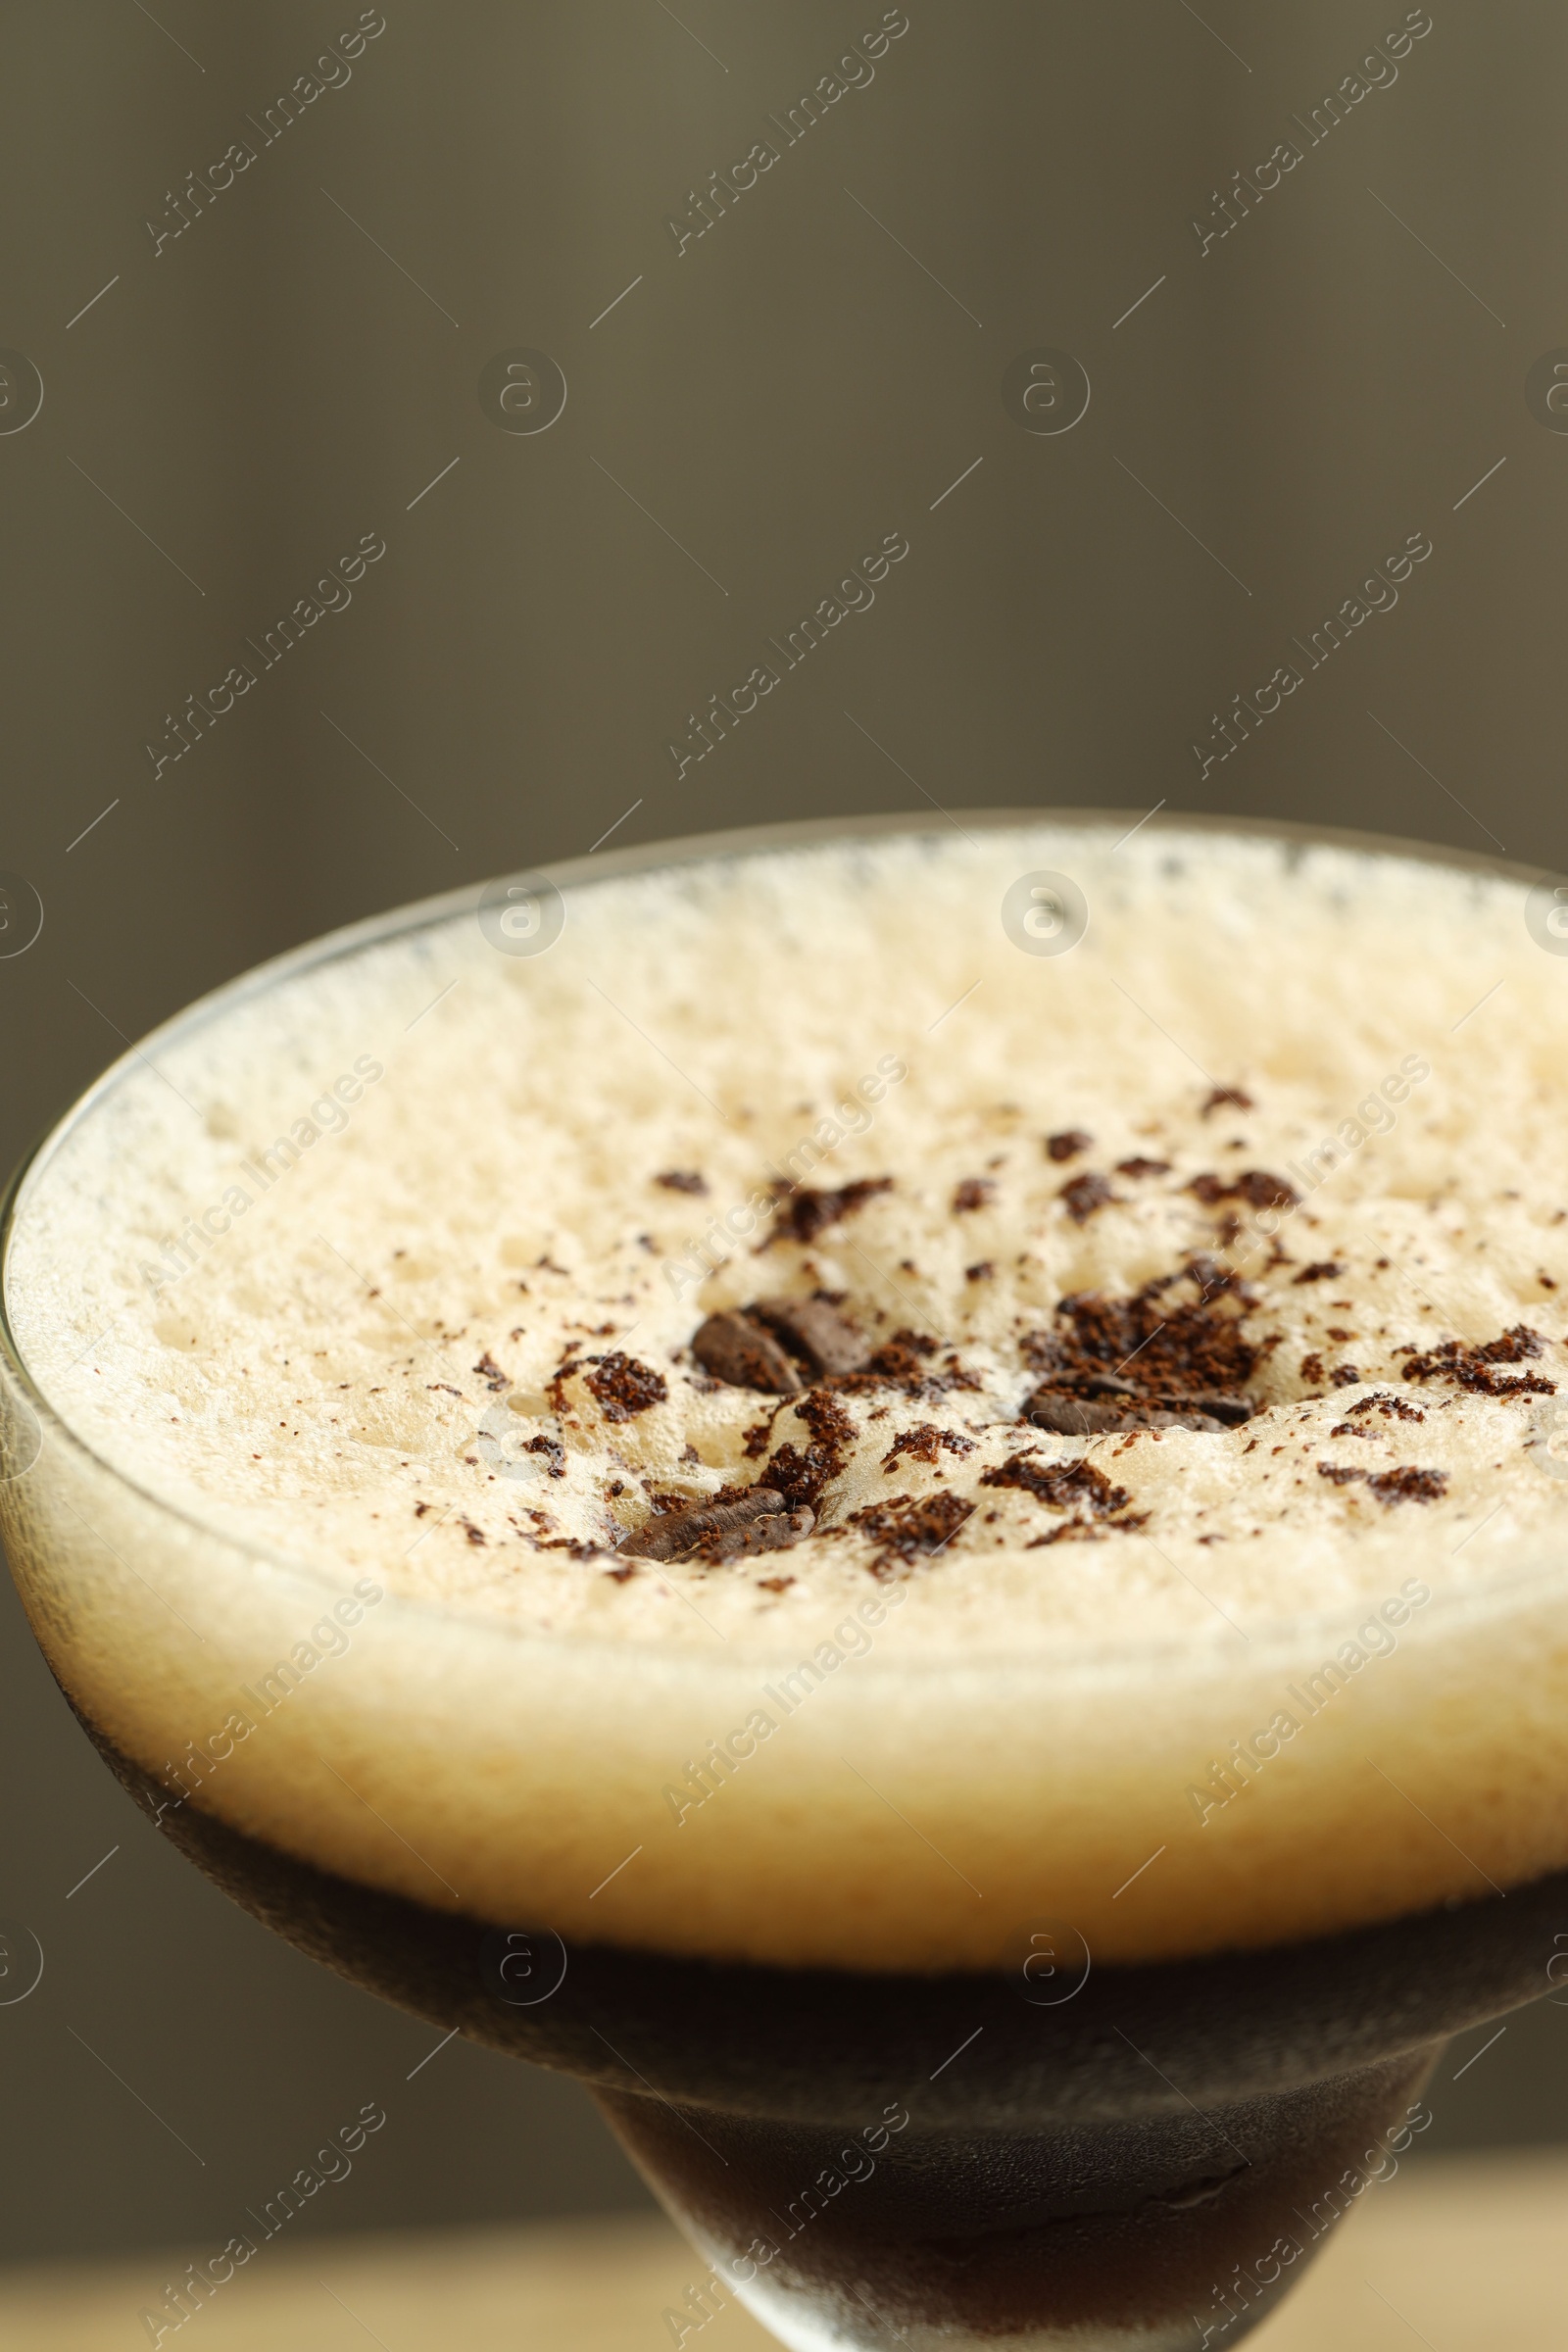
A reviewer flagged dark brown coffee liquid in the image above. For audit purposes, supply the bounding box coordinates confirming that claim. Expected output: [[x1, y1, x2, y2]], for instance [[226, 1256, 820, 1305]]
[[77, 1713, 1568, 2348], [603, 2056, 1434, 2347]]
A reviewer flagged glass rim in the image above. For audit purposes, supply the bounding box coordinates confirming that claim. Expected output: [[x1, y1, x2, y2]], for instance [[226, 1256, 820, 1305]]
[[1, 802, 1560, 1677]]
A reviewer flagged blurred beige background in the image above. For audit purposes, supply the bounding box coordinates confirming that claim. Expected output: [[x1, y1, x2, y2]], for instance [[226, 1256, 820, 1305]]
[[3, 0, 1568, 2267]]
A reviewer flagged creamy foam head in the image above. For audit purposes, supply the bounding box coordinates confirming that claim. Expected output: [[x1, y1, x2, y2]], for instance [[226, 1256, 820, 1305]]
[[6, 815, 1568, 1970]]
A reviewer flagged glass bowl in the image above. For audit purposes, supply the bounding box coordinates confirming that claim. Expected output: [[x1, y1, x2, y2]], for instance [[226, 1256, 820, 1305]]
[[4, 809, 1565, 2351]]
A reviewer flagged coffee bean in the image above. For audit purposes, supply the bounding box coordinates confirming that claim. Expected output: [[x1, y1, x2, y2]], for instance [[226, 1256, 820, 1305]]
[[1029, 1398, 1132, 1436], [692, 1312, 802, 1394], [620, 1488, 788, 1562], [1027, 1395, 1230, 1436], [692, 1506, 816, 1564], [1179, 1392, 1254, 1426], [753, 1297, 868, 1377]]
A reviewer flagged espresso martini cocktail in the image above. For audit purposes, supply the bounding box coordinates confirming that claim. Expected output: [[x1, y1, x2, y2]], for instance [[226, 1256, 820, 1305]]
[[5, 813, 1568, 2349]]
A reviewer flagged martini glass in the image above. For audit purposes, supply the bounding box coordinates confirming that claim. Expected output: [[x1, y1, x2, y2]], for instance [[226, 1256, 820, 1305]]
[[3, 813, 1566, 2350]]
